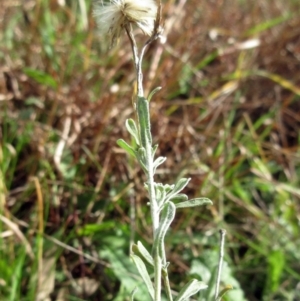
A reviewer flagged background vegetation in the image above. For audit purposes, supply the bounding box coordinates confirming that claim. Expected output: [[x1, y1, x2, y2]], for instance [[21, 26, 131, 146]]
[[1, 0, 300, 300]]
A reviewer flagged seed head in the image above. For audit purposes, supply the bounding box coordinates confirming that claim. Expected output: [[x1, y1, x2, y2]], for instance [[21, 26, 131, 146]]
[[93, 0, 158, 48]]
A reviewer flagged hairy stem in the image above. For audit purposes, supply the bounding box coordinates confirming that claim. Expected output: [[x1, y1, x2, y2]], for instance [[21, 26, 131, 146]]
[[126, 28, 163, 301], [215, 229, 226, 300]]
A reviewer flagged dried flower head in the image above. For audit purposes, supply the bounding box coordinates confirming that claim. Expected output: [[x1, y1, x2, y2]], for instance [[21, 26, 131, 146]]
[[93, 0, 158, 47]]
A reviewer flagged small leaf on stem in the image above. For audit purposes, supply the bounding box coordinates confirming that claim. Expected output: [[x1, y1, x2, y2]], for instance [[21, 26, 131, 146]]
[[132, 241, 154, 267], [153, 156, 166, 173], [174, 279, 208, 301], [117, 139, 137, 158], [175, 198, 213, 209], [153, 201, 176, 258], [137, 96, 152, 147], [148, 86, 162, 102], [126, 119, 140, 146], [131, 254, 155, 300]]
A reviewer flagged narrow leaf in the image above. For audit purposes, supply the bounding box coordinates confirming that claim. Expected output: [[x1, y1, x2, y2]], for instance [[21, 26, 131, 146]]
[[137, 96, 152, 147], [174, 279, 208, 301], [168, 194, 188, 202], [216, 285, 233, 301], [137, 147, 148, 172], [155, 184, 167, 207], [23, 67, 58, 89], [131, 255, 154, 300], [117, 139, 136, 158], [148, 86, 162, 102], [130, 287, 138, 301], [165, 178, 191, 202], [152, 144, 158, 158], [172, 178, 191, 194], [154, 202, 176, 258], [126, 119, 140, 146], [132, 241, 154, 267], [153, 156, 166, 173], [175, 198, 213, 209]]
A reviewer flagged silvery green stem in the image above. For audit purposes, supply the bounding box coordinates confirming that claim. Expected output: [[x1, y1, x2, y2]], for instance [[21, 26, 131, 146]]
[[215, 229, 226, 300], [126, 26, 163, 301], [136, 96, 161, 301]]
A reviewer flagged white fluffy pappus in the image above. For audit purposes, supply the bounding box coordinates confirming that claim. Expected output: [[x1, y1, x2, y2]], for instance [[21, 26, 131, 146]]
[[93, 0, 158, 47]]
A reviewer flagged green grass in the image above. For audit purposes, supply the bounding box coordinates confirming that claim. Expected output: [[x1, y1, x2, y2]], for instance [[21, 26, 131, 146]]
[[1, 0, 300, 300]]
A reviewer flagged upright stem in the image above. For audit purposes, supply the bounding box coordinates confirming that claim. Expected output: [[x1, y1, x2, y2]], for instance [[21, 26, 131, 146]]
[[125, 25, 143, 97], [126, 26, 162, 301], [215, 229, 226, 300]]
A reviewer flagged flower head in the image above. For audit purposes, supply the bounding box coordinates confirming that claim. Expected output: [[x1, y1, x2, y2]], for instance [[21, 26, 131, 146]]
[[93, 0, 158, 47]]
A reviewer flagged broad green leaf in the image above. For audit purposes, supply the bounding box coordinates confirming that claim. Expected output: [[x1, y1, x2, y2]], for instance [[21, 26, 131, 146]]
[[126, 119, 140, 146], [192, 251, 247, 301], [175, 198, 212, 209], [101, 246, 149, 301], [132, 241, 154, 267], [131, 254, 154, 300], [174, 279, 208, 301], [117, 139, 136, 158]]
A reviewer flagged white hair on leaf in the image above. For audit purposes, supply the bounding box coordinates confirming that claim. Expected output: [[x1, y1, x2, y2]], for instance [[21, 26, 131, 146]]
[[93, 0, 158, 48]]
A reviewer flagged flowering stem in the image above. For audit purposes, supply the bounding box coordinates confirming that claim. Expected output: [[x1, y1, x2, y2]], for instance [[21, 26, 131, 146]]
[[126, 26, 163, 301], [125, 25, 143, 97]]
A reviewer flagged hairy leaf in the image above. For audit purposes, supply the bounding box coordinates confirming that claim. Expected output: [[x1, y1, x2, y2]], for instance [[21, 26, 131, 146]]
[[117, 139, 136, 158], [175, 198, 212, 209], [153, 202, 176, 258], [174, 279, 208, 301], [132, 241, 154, 267], [131, 255, 154, 300], [126, 119, 140, 146], [137, 97, 152, 147]]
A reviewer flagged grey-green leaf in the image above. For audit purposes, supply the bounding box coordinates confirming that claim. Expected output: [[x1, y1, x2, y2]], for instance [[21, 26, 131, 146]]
[[154, 202, 176, 257], [117, 139, 136, 158], [153, 156, 166, 173], [126, 119, 140, 146], [131, 254, 154, 300], [175, 198, 213, 209], [137, 147, 148, 172], [174, 279, 208, 301], [172, 178, 191, 195], [137, 96, 152, 147], [132, 241, 154, 267], [147, 86, 162, 102], [168, 193, 188, 202], [155, 184, 167, 207], [152, 144, 158, 158], [165, 178, 191, 202], [130, 287, 138, 301]]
